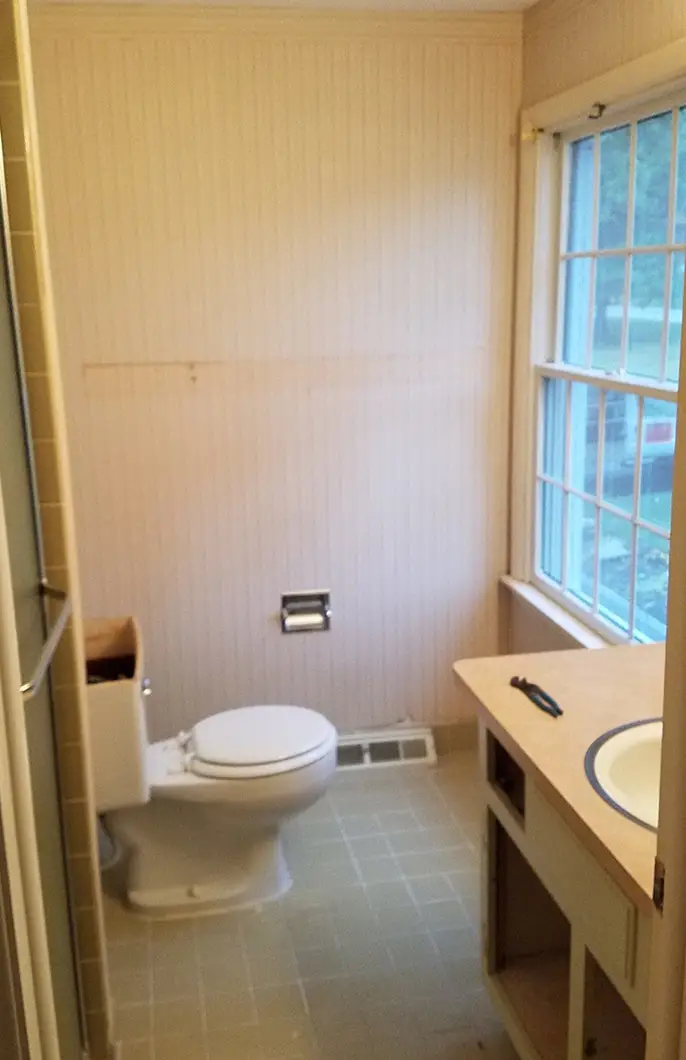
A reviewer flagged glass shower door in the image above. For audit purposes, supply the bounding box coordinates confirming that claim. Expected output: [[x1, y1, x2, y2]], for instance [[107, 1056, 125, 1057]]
[[0, 154, 82, 1057]]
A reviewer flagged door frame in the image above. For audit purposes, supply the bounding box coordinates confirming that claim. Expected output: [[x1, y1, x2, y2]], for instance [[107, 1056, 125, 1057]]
[[0, 474, 63, 1060]]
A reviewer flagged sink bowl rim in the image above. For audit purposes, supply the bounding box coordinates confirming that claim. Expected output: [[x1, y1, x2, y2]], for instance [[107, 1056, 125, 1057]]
[[584, 716, 662, 834]]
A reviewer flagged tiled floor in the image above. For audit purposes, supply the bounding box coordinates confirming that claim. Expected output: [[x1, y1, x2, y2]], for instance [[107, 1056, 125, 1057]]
[[104, 751, 517, 1060]]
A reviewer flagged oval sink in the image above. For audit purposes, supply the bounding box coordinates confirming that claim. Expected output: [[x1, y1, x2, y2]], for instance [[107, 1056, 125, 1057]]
[[585, 719, 662, 831]]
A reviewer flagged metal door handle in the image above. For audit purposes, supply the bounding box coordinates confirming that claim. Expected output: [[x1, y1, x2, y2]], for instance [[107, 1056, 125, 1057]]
[[20, 583, 72, 700]]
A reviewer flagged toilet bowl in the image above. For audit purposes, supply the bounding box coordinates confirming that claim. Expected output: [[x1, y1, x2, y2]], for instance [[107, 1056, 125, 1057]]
[[98, 703, 337, 918]]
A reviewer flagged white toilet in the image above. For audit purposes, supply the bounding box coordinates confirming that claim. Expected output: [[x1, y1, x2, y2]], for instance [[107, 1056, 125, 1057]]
[[91, 691, 337, 918]]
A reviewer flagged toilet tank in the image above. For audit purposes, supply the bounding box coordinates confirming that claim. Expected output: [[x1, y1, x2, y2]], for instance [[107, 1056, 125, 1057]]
[[84, 617, 151, 813]]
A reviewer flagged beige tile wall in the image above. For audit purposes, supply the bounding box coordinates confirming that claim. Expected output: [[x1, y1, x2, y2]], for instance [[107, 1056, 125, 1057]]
[[0, 0, 111, 1055]]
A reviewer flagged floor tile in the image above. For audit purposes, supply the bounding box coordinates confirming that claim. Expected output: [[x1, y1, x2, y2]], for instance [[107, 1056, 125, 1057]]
[[104, 752, 516, 1060]]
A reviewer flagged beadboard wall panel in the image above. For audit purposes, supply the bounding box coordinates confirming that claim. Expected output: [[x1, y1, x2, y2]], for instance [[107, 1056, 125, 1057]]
[[31, 8, 520, 739], [523, 0, 686, 107]]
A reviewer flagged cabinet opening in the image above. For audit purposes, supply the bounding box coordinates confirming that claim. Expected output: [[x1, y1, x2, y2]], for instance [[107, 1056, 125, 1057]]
[[583, 950, 646, 1060], [487, 732, 525, 820], [489, 814, 570, 1060]]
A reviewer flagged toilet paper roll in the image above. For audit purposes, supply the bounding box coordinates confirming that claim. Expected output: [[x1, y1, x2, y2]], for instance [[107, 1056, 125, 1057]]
[[283, 613, 326, 632]]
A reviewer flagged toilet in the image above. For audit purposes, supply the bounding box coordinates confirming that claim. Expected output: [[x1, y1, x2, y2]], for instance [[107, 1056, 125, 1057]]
[[90, 682, 337, 917]]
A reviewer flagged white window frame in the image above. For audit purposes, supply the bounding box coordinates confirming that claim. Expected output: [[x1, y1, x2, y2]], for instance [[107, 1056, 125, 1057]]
[[511, 55, 686, 646]]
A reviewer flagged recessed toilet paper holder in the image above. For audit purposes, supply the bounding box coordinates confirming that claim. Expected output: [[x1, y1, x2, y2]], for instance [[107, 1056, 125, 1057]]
[[281, 590, 331, 634]]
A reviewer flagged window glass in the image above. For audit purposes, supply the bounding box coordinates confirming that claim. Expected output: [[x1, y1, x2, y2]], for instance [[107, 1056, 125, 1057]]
[[592, 257, 625, 371], [602, 393, 638, 515], [639, 399, 676, 530], [627, 253, 667, 378], [538, 99, 685, 642], [569, 383, 599, 496], [567, 496, 595, 606], [539, 483, 564, 585], [634, 111, 672, 247], [635, 529, 670, 640], [568, 137, 595, 252], [667, 252, 684, 382], [598, 510, 632, 632], [542, 378, 566, 481], [599, 125, 630, 250], [676, 107, 686, 243], [562, 258, 592, 365]]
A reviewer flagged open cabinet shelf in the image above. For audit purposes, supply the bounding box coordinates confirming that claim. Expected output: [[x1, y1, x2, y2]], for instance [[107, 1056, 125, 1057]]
[[487, 812, 571, 1060], [494, 952, 569, 1060], [583, 950, 646, 1060]]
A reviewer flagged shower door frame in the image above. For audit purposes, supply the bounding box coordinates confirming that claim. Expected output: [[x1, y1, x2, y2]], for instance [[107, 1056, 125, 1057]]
[[0, 548, 61, 1060], [0, 126, 78, 1060]]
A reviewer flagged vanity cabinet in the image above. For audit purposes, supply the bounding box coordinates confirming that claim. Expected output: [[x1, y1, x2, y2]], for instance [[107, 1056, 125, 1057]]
[[481, 725, 651, 1060]]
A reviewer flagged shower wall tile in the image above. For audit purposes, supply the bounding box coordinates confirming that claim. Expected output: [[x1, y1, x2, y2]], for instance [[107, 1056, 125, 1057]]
[[25, 372, 54, 438], [0, 0, 111, 1054], [17, 304, 47, 372], [10, 232, 39, 300], [0, 1, 19, 80], [4, 158, 31, 230], [33, 439, 60, 502], [0, 84, 24, 157]]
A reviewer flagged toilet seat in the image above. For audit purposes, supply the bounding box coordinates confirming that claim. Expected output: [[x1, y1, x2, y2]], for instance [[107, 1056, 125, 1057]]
[[189, 705, 337, 780]]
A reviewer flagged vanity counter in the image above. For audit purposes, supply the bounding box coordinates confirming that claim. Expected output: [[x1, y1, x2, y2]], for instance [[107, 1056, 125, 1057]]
[[453, 642, 664, 915]]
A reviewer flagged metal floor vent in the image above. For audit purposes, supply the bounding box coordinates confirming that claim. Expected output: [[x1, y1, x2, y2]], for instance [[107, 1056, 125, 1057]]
[[336, 727, 436, 769]]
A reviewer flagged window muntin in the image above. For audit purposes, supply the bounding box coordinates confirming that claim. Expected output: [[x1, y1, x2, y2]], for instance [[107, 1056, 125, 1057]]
[[534, 97, 685, 641]]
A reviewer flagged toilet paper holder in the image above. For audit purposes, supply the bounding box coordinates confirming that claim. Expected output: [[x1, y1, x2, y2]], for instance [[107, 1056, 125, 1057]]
[[281, 590, 331, 634]]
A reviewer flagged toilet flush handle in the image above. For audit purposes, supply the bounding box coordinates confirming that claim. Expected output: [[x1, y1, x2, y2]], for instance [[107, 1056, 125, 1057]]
[[141, 678, 152, 697]]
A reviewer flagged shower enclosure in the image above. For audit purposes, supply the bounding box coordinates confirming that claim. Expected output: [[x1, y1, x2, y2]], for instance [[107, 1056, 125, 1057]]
[[0, 134, 82, 1058]]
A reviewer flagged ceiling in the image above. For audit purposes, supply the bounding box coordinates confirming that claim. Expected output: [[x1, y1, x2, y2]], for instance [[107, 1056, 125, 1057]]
[[37, 0, 535, 9]]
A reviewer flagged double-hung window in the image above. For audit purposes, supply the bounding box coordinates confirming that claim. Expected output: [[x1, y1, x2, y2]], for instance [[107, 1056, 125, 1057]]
[[534, 95, 686, 642]]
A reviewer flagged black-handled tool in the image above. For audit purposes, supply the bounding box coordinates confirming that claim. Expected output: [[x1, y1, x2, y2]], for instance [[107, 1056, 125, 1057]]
[[510, 676, 563, 718]]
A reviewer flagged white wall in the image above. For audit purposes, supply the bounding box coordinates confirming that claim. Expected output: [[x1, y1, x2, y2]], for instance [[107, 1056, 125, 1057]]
[[524, 0, 686, 106], [32, 6, 521, 739]]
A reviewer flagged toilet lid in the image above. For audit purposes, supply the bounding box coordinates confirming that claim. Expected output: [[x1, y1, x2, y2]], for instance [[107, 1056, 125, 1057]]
[[191, 705, 335, 768]]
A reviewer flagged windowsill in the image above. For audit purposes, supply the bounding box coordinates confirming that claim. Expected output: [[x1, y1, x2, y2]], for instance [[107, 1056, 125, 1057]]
[[500, 575, 612, 650]]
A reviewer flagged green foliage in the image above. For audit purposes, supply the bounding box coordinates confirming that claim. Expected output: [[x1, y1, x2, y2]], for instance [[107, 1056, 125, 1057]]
[[572, 108, 686, 346]]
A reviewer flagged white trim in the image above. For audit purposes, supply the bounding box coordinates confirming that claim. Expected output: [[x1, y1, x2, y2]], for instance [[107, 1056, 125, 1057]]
[[511, 50, 684, 646], [531, 572, 637, 645], [536, 362, 679, 400], [561, 244, 686, 260], [510, 132, 560, 581], [524, 39, 686, 133], [500, 575, 610, 649]]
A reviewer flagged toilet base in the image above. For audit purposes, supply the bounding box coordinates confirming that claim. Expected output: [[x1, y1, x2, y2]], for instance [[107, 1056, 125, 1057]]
[[107, 800, 293, 920]]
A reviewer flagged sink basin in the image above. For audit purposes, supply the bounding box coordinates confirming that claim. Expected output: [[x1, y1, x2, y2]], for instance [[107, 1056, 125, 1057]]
[[585, 719, 662, 831]]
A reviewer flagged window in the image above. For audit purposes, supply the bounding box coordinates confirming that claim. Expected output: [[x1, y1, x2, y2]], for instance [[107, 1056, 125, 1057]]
[[534, 96, 686, 642]]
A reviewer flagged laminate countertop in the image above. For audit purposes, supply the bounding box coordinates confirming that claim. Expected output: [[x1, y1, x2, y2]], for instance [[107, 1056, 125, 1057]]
[[453, 642, 665, 915]]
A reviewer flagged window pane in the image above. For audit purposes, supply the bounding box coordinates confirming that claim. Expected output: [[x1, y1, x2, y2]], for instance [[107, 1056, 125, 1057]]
[[542, 378, 566, 481], [635, 528, 669, 640], [567, 496, 595, 607], [602, 392, 638, 514], [639, 398, 676, 530], [627, 253, 667, 378], [568, 137, 595, 252], [539, 482, 564, 585], [634, 111, 672, 247], [598, 510, 632, 632], [569, 383, 599, 496], [592, 256, 625, 371], [667, 252, 685, 382], [562, 258, 592, 365], [599, 125, 630, 250], [676, 107, 686, 243]]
